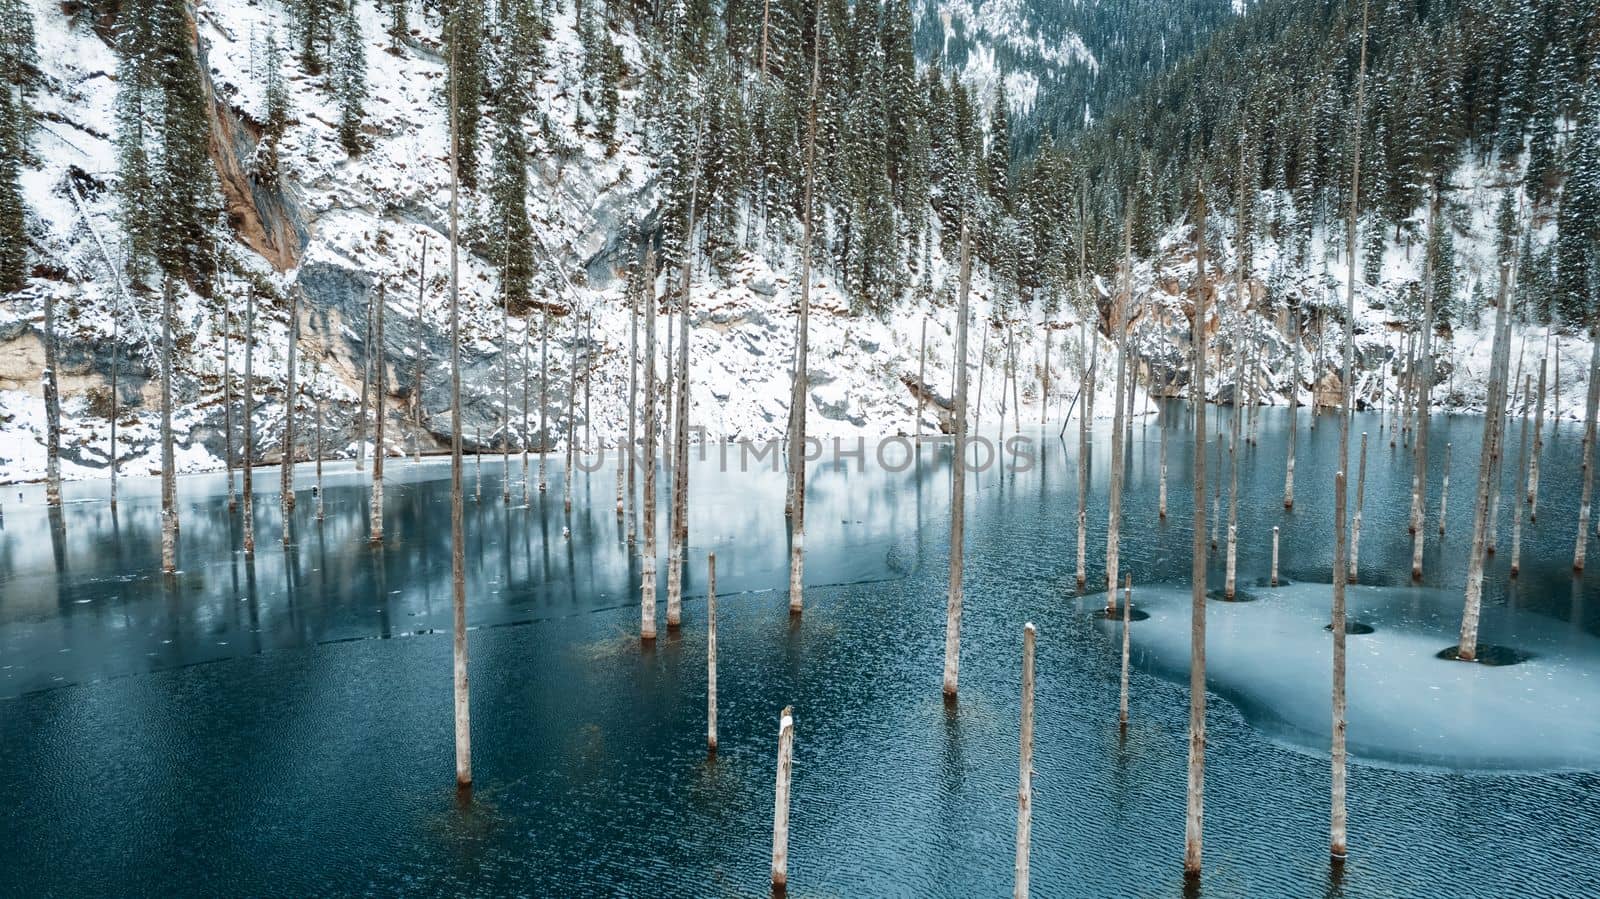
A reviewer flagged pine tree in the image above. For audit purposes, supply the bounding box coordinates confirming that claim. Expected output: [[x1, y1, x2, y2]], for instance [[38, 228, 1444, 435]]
[[0, 0, 37, 87], [986, 92, 1010, 210], [0, 83, 25, 292], [489, 46, 534, 312], [1555, 77, 1599, 325], [293, 0, 335, 74], [444, 2, 486, 188], [334, 7, 367, 155], [257, 31, 290, 185]]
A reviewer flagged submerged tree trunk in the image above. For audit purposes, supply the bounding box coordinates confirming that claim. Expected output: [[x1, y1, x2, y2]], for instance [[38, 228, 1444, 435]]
[[539, 309, 550, 492], [1185, 186, 1211, 879], [358, 290, 371, 471], [788, 27, 820, 618], [1511, 386, 1530, 576], [1350, 432, 1368, 580], [1575, 330, 1600, 571], [1458, 262, 1513, 660], [1119, 576, 1132, 731], [1014, 621, 1036, 899], [43, 288, 62, 507], [502, 267, 512, 505], [1076, 314, 1088, 591], [627, 267, 640, 545], [1286, 305, 1299, 508], [641, 249, 659, 641], [771, 705, 795, 892], [1410, 189, 1439, 573], [448, 52, 472, 789], [1106, 214, 1131, 613], [371, 283, 386, 544], [1438, 442, 1452, 535], [415, 236, 428, 465], [943, 225, 972, 699], [917, 316, 928, 441], [314, 392, 324, 522], [243, 288, 256, 558], [564, 312, 577, 513], [160, 277, 176, 573], [222, 292, 234, 511], [668, 187, 697, 630], [110, 291, 121, 510], [281, 287, 299, 527], [1529, 356, 1546, 520], [706, 552, 718, 752], [1331, 470, 1349, 860]]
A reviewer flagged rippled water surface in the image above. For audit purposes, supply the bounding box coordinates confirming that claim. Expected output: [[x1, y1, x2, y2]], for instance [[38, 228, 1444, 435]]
[[3, 405, 1598, 897]]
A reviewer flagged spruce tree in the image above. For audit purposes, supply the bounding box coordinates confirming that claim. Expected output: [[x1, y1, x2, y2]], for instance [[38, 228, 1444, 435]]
[[257, 32, 290, 185], [489, 51, 534, 311], [444, 2, 485, 188], [1555, 78, 1599, 325], [334, 7, 367, 155], [0, 83, 25, 292]]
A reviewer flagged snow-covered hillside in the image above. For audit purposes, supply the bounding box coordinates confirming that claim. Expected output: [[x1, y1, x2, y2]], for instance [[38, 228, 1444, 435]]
[[0, 0, 1593, 487]]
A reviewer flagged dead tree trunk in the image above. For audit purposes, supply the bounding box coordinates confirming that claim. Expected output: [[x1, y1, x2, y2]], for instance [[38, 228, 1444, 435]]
[[1331, 470, 1349, 860], [1014, 621, 1036, 899], [539, 309, 549, 492], [1184, 185, 1211, 880], [448, 49, 472, 789], [371, 283, 386, 544], [315, 391, 324, 522], [1438, 442, 1452, 535], [110, 290, 121, 510], [43, 288, 62, 507], [1458, 262, 1513, 660], [160, 277, 176, 573], [1285, 306, 1299, 510], [627, 265, 640, 545], [564, 312, 577, 513], [222, 293, 234, 510], [358, 291, 371, 471], [641, 249, 659, 641], [707, 552, 718, 752], [943, 225, 972, 699], [1512, 384, 1530, 576], [1529, 356, 1546, 520], [1350, 432, 1368, 580], [1119, 576, 1132, 731], [1076, 313, 1089, 590], [1106, 212, 1131, 613], [1575, 329, 1600, 571], [771, 705, 795, 892], [788, 25, 820, 617], [281, 287, 299, 527], [415, 237, 428, 464], [668, 186, 698, 629], [243, 287, 256, 558], [917, 316, 928, 441]]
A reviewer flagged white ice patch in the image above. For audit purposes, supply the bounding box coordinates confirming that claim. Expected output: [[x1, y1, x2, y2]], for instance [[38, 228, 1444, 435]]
[[1107, 582, 1600, 772]]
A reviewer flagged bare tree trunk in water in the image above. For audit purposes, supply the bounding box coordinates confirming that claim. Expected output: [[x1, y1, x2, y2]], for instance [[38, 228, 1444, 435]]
[[1458, 262, 1513, 660], [415, 237, 428, 464], [975, 319, 989, 438], [448, 47, 472, 789], [1014, 621, 1036, 899], [315, 391, 325, 522], [627, 268, 640, 545], [706, 553, 718, 752], [371, 283, 386, 544], [1159, 398, 1169, 519], [43, 288, 62, 507], [160, 277, 176, 572], [539, 308, 549, 492], [1285, 308, 1299, 509], [1185, 185, 1211, 879], [243, 288, 256, 558], [1119, 576, 1132, 731], [223, 291, 234, 510], [788, 23, 820, 618], [770, 705, 795, 892], [917, 317, 928, 441], [1106, 212, 1131, 614], [943, 225, 972, 699], [1529, 357, 1546, 519], [1331, 470, 1349, 860], [282, 287, 299, 527], [1225, 320, 1241, 599], [640, 249, 659, 641], [502, 263, 511, 505], [1350, 432, 1368, 580], [1575, 329, 1600, 571], [1410, 188, 1440, 573], [358, 291, 370, 471], [1512, 385, 1530, 576], [564, 312, 577, 513], [668, 184, 698, 629], [1076, 315, 1088, 591], [110, 291, 121, 510]]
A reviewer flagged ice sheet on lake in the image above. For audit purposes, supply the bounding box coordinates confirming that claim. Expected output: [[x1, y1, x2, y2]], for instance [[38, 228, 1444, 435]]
[[1105, 582, 1600, 772]]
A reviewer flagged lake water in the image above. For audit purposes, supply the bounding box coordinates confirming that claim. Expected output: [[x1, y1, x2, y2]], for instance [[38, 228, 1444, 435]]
[[2, 404, 1598, 897]]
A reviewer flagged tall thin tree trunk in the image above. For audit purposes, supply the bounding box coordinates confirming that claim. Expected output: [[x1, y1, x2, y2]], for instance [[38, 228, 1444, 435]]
[[43, 288, 62, 507], [564, 311, 577, 513], [502, 263, 512, 505], [1184, 186, 1211, 880], [1014, 621, 1036, 899], [281, 287, 299, 527], [315, 391, 324, 522], [160, 277, 176, 573], [1438, 442, 1452, 535], [223, 292, 234, 511], [1159, 398, 1169, 519], [358, 291, 371, 471], [1458, 262, 1513, 660], [975, 319, 989, 437], [1107, 211, 1131, 613], [539, 308, 549, 492], [943, 225, 972, 699], [669, 185, 698, 629], [416, 236, 428, 464], [1076, 312, 1088, 590], [707, 553, 718, 752], [770, 705, 795, 892], [110, 290, 120, 510], [1331, 470, 1349, 859], [1410, 188, 1439, 575], [371, 283, 386, 544], [1529, 357, 1546, 520], [243, 288, 256, 558], [788, 22, 820, 617], [448, 46, 472, 789], [1575, 328, 1600, 571], [641, 249, 659, 641], [1225, 321, 1241, 599], [1119, 576, 1132, 730], [627, 267, 640, 545], [1285, 307, 1299, 508], [1511, 385, 1530, 576], [1350, 432, 1368, 579], [917, 316, 928, 441], [1040, 326, 1050, 427]]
